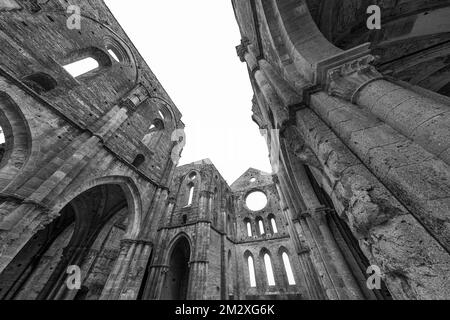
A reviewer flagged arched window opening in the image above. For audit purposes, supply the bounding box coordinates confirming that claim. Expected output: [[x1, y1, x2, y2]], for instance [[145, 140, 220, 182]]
[[247, 256, 256, 288], [258, 218, 265, 235], [132, 154, 145, 168], [0, 126, 4, 163], [270, 217, 278, 234], [182, 214, 187, 224], [63, 57, 99, 78], [264, 254, 276, 286], [22, 72, 57, 93], [186, 183, 194, 207], [142, 118, 165, 146], [245, 219, 252, 237], [282, 252, 296, 285]]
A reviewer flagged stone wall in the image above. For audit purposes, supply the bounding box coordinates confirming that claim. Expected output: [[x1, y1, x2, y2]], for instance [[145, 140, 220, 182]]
[[232, 0, 450, 299], [0, 0, 183, 300]]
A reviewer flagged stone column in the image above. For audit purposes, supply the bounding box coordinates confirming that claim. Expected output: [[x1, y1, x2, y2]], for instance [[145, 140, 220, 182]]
[[309, 87, 450, 251], [273, 174, 326, 300], [100, 238, 153, 300], [198, 190, 213, 221], [148, 188, 169, 237], [144, 263, 169, 300], [319, 46, 450, 166], [0, 204, 54, 273], [141, 228, 170, 300], [236, 38, 289, 128], [294, 105, 450, 299], [186, 222, 210, 300]]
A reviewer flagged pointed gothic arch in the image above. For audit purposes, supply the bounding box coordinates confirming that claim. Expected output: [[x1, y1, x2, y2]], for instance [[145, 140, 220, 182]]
[[161, 234, 191, 300]]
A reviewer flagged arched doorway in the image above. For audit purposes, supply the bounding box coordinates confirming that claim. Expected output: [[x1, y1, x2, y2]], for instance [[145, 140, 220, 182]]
[[161, 236, 190, 300], [0, 183, 131, 300]]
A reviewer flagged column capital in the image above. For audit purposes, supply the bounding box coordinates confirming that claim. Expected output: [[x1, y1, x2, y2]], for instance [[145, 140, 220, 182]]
[[298, 210, 311, 220], [120, 238, 153, 249], [236, 37, 251, 62], [327, 57, 384, 103], [315, 43, 384, 103], [299, 206, 332, 224]]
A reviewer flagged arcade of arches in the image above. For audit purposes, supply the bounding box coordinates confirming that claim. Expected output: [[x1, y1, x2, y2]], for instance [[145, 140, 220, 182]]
[[0, 0, 449, 300]]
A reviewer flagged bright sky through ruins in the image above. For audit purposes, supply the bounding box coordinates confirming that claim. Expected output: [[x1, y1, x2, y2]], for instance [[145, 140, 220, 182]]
[[104, 0, 272, 184]]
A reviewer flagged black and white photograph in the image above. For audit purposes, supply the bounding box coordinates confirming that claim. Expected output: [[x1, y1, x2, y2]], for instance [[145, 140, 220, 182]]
[[0, 0, 449, 316]]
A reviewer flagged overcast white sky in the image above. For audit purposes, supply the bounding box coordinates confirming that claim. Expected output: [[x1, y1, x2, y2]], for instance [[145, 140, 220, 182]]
[[105, 0, 271, 184]]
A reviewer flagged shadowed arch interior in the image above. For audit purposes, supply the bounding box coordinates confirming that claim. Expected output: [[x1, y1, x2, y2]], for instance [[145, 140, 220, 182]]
[[161, 236, 191, 300], [0, 183, 130, 300]]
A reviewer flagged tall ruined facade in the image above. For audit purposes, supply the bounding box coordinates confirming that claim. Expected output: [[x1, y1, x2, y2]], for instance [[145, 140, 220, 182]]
[[233, 0, 450, 300], [0, 0, 184, 299], [144, 160, 311, 300], [0, 0, 449, 301]]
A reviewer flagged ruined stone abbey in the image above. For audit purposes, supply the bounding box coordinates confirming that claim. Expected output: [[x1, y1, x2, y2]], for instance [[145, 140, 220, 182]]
[[0, 0, 449, 300]]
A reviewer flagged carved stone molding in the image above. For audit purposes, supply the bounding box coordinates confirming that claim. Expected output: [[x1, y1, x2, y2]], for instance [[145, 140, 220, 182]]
[[315, 43, 385, 103], [327, 55, 384, 103]]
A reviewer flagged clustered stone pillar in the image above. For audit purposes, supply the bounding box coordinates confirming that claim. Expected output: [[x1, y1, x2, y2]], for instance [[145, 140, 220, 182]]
[[314, 50, 450, 251], [186, 190, 212, 300], [277, 165, 365, 300], [100, 239, 152, 300], [272, 174, 326, 300], [141, 194, 176, 299]]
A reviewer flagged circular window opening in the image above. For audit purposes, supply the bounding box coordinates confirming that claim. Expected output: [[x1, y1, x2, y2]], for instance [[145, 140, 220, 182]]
[[250, 178, 256, 183], [245, 191, 267, 211]]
